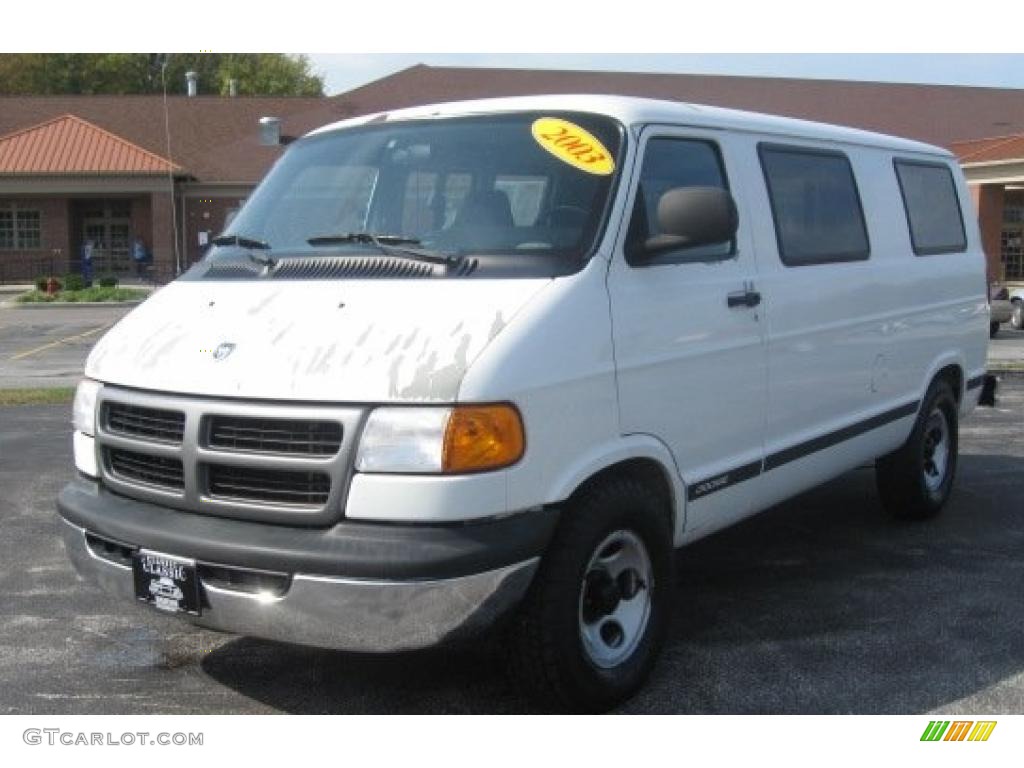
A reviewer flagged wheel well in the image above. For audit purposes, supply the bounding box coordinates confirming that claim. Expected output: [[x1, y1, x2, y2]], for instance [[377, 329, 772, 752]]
[[933, 364, 963, 405], [567, 458, 675, 525]]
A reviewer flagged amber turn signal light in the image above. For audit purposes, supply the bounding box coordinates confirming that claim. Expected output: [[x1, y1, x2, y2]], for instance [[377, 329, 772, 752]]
[[442, 404, 525, 473]]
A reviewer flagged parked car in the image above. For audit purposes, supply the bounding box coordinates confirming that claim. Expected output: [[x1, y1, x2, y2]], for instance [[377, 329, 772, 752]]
[[990, 282, 1013, 336], [58, 95, 989, 712]]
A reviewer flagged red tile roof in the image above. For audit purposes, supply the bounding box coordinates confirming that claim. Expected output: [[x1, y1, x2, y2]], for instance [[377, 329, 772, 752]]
[[0, 96, 342, 183], [0, 114, 180, 174], [950, 133, 1024, 164]]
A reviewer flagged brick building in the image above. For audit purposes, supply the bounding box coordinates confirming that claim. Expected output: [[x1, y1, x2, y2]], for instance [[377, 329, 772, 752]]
[[2, 65, 1023, 285], [0, 92, 351, 282]]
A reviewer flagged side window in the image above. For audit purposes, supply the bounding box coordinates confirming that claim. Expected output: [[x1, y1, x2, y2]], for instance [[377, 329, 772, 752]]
[[893, 160, 967, 255], [627, 138, 733, 264], [759, 145, 870, 266]]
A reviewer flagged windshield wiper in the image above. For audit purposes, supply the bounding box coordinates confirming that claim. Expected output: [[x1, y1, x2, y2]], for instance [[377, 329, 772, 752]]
[[307, 232, 459, 266], [211, 234, 272, 251], [211, 234, 276, 268]]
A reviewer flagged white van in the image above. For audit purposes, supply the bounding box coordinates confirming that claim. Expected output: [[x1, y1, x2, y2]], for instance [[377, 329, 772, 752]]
[[58, 95, 989, 711]]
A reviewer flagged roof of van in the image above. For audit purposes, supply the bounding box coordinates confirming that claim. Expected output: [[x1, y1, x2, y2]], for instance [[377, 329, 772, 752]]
[[306, 94, 952, 158]]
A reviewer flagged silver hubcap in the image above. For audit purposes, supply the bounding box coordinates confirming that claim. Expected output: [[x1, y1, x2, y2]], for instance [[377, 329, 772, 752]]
[[578, 530, 653, 669], [922, 407, 950, 493]]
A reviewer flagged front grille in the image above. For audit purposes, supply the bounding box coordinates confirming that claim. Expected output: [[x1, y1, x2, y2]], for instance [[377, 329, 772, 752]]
[[105, 402, 185, 444], [207, 415, 342, 456], [206, 464, 331, 507], [107, 448, 184, 490], [96, 390, 360, 525]]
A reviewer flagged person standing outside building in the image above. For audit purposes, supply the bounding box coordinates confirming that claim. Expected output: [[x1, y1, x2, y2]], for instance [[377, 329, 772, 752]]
[[131, 236, 150, 281], [80, 239, 94, 285]]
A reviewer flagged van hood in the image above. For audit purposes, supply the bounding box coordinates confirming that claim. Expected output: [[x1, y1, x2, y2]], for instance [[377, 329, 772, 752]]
[[86, 278, 549, 402]]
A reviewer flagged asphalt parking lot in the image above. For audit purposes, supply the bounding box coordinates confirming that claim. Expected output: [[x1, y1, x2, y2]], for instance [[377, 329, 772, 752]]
[[0, 302, 135, 389], [1, 380, 1021, 714]]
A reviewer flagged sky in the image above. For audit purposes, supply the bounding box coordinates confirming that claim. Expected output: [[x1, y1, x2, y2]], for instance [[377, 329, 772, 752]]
[[307, 54, 1024, 98]]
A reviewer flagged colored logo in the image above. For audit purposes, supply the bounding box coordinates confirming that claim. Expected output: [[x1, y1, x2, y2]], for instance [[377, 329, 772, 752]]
[[212, 342, 236, 361], [531, 118, 615, 176], [920, 720, 996, 742]]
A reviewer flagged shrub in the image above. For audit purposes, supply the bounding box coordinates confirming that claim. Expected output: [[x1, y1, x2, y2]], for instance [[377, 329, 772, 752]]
[[35, 276, 63, 292], [98, 274, 119, 288], [63, 273, 85, 292]]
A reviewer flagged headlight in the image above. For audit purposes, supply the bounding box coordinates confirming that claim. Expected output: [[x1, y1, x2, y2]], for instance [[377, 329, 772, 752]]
[[356, 404, 525, 474], [72, 378, 102, 436]]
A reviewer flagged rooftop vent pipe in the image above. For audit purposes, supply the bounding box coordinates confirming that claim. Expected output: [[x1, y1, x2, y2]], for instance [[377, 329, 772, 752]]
[[259, 116, 281, 146]]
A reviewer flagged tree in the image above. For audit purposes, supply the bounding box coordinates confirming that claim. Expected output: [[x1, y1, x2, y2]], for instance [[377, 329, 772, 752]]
[[0, 54, 324, 96]]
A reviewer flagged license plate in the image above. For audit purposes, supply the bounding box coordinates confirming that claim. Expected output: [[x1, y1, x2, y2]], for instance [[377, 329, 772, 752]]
[[132, 550, 201, 615]]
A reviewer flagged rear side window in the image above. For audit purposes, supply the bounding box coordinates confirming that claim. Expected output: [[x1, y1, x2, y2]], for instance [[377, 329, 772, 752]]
[[759, 145, 870, 266], [893, 160, 967, 255]]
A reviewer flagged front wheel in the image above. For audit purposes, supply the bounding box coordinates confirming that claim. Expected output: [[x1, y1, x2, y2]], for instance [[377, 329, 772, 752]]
[[503, 475, 673, 712], [876, 380, 958, 520]]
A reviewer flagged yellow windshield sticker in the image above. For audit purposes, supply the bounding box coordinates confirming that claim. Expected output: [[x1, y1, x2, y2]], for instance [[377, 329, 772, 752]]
[[531, 118, 615, 176]]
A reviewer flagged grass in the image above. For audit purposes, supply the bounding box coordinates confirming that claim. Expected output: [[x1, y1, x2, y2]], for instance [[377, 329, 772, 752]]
[[16, 286, 149, 304], [0, 387, 75, 406]]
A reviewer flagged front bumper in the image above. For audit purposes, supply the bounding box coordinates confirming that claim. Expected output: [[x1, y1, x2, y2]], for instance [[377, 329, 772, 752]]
[[57, 479, 554, 652]]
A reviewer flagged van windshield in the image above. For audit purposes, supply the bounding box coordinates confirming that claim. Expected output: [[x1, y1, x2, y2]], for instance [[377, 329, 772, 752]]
[[211, 111, 624, 276]]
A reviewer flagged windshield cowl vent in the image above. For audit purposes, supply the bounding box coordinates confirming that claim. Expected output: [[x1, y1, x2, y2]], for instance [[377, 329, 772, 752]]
[[203, 261, 263, 279], [271, 256, 436, 280], [452, 257, 478, 277]]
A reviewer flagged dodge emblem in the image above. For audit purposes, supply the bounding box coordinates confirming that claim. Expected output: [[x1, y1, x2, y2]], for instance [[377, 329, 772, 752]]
[[213, 342, 236, 361]]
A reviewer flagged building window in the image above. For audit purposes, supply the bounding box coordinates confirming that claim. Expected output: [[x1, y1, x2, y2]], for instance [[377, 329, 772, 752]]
[[1002, 227, 1024, 281], [0, 206, 41, 250], [759, 144, 870, 266]]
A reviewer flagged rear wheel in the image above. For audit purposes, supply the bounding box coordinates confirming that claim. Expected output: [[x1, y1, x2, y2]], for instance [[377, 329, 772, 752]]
[[876, 379, 958, 520], [990, 321, 1000, 338], [503, 474, 673, 712]]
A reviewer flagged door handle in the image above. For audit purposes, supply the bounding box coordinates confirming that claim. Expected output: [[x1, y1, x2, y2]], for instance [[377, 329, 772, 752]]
[[727, 289, 761, 309]]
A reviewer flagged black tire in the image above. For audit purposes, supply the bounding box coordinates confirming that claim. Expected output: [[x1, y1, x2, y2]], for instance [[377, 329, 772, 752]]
[[990, 321, 999, 338], [876, 379, 958, 520], [502, 474, 673, 712]]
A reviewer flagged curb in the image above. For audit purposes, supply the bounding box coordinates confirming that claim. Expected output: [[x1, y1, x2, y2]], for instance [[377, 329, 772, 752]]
[[8, 300, 146, 310]]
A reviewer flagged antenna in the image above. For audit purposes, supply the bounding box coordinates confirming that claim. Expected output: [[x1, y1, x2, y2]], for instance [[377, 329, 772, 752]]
[[161, 56, 182, 277]]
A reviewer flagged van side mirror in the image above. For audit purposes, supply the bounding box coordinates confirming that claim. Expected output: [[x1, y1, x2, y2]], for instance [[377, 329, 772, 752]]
[[635, 186, 739, 260]]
